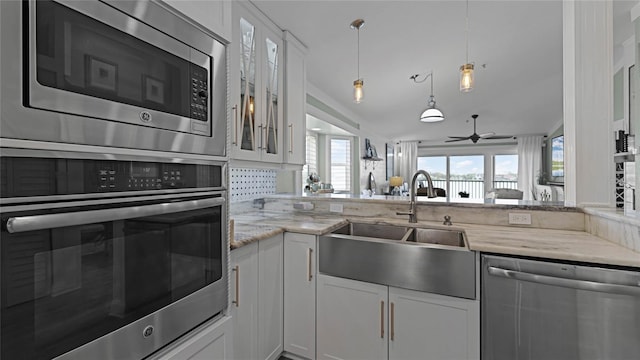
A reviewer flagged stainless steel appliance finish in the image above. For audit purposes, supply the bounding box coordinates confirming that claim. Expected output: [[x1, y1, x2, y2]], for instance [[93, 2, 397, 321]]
[[0, 0, 227, 156], [319, 223, 476, 299], [482, 255, 640, 360], [0, 150, 228, 360]]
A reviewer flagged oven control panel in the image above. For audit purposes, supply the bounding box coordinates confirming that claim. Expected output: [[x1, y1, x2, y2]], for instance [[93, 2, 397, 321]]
[[94, 161, 220, 192], [0, 157, 223, 197]]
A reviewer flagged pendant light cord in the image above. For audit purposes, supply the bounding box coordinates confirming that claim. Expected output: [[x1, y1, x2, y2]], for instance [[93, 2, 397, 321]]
[[357, 27, 360, 79], [465, 0, 469, 64], [430, 71, 434, 96]]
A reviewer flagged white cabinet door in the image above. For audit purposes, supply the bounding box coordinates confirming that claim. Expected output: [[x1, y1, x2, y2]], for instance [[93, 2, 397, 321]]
[[388, 287, 480, 360], [283, 31, 307, 166], [149, 316, 233, 360], [160, 0, 231, 42], [259, 26, 284, 164], [258, 235, 284, 360], [230, 243, 259, 360], [230, 2, 283, 164], [283, 233, 316, 359], [317, 274, 388, 360]]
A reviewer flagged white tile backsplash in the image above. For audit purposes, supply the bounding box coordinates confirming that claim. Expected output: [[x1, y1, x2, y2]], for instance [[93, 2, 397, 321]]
[[230, 168, 277, 203]]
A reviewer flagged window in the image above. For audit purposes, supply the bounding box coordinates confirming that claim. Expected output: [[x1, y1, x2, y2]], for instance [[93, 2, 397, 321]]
[[418, 156, 446, 190], [418, 155, 485, 199], [303, 133, 318, 179], [450, 155, 484, 198], [493, 154, 518, 189], [330, 137, 351, 192]]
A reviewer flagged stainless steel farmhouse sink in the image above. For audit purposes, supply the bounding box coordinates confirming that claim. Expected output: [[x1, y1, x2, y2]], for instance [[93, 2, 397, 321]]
[[319, 222, 476, 299]]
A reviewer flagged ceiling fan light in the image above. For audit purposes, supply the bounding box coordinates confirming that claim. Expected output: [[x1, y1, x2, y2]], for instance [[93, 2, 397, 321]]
[[460, 63, 474, 92], [420, 107, 444, 123]]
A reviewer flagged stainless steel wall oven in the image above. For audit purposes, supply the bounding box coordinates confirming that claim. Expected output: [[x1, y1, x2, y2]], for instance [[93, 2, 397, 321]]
[[0, 149, 228, 360], [0, 0, 227, 156]]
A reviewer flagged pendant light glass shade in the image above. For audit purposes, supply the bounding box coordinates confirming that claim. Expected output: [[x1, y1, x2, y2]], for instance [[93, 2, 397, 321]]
[[460, 63, 474, 92], [353, 79, 364, 103]]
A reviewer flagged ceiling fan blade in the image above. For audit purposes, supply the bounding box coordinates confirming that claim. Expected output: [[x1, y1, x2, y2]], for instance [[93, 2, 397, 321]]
[[479, 132, 496, 138], [445, 138, 469, 143], [447, 136, 471, 139], [484, 135, 514, 140]]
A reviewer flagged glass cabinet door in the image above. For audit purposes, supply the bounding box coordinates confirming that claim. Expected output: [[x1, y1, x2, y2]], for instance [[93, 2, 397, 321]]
[[264, 37, 279, 155], [239, 18, 256, 151]]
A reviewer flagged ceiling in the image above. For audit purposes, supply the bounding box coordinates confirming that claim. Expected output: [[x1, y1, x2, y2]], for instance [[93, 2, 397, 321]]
[[251, 0, 637, 143]]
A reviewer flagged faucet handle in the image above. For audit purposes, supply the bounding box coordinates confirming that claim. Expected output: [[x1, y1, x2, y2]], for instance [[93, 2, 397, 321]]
[[443, 215, 452, 226]]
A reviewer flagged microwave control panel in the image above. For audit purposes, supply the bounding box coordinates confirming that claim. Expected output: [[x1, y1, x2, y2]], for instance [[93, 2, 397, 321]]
[[190, 66, 208, 121]]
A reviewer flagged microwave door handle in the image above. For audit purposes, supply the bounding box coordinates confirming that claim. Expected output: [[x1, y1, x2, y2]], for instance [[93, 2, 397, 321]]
[[5, 197, 225, 234], [487, 266, 640, 297]]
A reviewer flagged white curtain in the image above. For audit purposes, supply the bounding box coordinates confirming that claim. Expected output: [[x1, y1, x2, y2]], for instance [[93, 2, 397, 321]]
[[517, 136, 543, 200], [395, 141, 418, 186]]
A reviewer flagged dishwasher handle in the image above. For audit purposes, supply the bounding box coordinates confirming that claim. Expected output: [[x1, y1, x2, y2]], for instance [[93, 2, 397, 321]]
[[488, 266, 640, 297]]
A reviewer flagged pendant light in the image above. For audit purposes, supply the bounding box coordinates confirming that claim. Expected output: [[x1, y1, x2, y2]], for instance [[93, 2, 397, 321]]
[[411, 72, 445, 123], [351, 19, 365, 103], [460, 0, 474, 92]]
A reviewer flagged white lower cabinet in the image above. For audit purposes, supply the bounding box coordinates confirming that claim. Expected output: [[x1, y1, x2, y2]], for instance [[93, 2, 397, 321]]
[[388, 287, 479, 360], [317, 274, 388, 360], [231, 242, 259, 360], [230, 234, 284, 360], [317, 274, 479, 360], [258, 235, 284, 360], [283, 233, 317, 359], [149, 316, 233, 360]]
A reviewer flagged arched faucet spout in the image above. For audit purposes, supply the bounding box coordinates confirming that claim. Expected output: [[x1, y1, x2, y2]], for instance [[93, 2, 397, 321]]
[[396, 169, 437, 223]]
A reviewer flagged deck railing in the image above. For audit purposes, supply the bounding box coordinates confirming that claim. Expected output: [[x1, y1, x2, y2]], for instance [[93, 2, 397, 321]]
[[424, 180, 518, 198]]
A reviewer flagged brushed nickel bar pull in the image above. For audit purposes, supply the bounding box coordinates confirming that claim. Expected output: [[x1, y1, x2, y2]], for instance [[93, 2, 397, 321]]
[[257, 124, 263, 150], [390, 302, 395, 341], [380, 300, 385, 339], [5, 197, 225, 233], [232, 265, 239, 307], [288, 124, 294, 153], [307, 248, 313, 281], [232, 105, 238, 145]]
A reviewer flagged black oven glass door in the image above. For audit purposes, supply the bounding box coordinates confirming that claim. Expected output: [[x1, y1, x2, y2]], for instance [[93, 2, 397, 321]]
[[1, 196, 224, 360], [29, 0, 211, 134]]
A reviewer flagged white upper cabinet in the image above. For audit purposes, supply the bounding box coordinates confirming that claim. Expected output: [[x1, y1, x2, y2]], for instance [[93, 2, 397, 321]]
[[283, 31, 308, 166], [160, 0, 232, 43], [231, 3, 284, 163]]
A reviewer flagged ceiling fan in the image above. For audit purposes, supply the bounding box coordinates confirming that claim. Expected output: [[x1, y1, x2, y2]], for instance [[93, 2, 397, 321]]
[[445, 114, 514, 144]]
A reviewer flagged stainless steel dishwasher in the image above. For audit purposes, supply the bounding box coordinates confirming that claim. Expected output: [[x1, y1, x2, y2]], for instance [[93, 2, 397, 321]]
[[482, 254, 640, 360]]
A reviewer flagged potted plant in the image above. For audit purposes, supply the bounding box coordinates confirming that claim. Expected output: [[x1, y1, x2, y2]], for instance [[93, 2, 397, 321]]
[[458, 191, 470, 198]]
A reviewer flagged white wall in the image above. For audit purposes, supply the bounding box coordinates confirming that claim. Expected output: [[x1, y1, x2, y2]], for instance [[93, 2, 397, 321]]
[[563, 0, 614, 207], [306, 82, 391, 194]]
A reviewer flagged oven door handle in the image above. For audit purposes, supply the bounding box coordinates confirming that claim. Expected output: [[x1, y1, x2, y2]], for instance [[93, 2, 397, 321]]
[[5, 197, 225, 234], [487, 266, 640, 296]]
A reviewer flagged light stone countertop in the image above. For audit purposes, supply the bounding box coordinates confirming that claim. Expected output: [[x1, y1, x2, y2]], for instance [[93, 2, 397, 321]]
[[230, 211, 640, 268]]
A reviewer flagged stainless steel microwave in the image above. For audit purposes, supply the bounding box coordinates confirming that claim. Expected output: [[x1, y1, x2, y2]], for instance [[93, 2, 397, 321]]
[[0, 0, 227, 157]]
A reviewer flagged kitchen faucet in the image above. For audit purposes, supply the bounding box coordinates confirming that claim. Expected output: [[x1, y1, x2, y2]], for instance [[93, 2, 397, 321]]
[[396, 170, 436, 223]]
